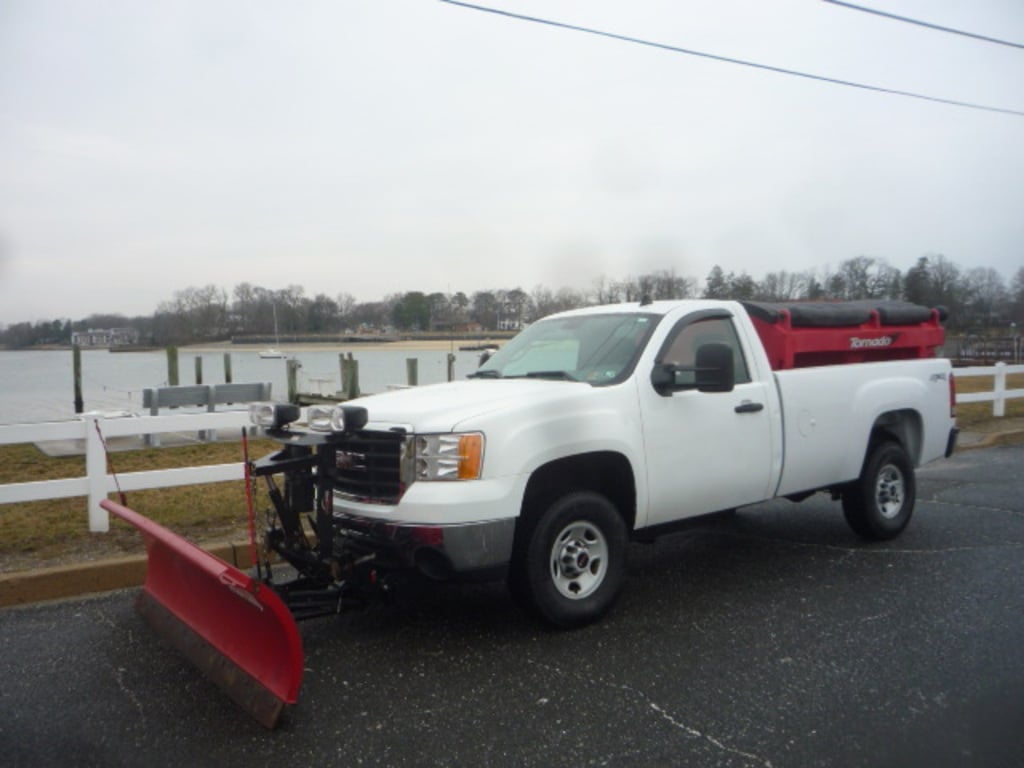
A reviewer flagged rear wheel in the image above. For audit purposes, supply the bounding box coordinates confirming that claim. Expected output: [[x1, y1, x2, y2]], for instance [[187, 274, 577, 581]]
[[842, 441, 916, 540], [509, 491, 627, 628]]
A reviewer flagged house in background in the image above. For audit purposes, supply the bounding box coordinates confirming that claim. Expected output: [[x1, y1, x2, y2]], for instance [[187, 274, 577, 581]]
[[72, 327, 140, 348]]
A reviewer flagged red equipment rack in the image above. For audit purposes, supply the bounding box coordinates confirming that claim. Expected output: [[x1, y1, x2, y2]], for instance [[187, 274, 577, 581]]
[[741, 301, 947, 371]]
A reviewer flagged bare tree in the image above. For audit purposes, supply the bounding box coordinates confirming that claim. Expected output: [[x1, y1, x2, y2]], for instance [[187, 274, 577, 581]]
[[1011, 267, 1024, 329], [336, 292, 357, 330], [963, 267, 1010, 329], [471, 291, 499, 330], [307, 293, 340, 333], [928, 254, 963, 313], [756, 270, 809, 301], [532, 285, 588, 317], [903, 257, 931, 306], [592, 276, 619, 305], [822, 257, 903, 300], [645, 269, 695, 300], [157, 284, 228, 342]]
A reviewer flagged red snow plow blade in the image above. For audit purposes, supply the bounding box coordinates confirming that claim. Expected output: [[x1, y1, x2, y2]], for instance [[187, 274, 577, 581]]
[[101, 499, 303, 728]]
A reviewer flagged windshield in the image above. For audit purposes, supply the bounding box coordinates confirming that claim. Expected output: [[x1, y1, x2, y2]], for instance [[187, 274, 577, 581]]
[[472, 312, 659, 385]]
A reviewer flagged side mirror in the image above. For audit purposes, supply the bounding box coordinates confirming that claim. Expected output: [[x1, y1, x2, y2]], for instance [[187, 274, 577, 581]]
[[695, 343, 734, 393], [651, 343, 735, 395], [650, 363, 676, 395]]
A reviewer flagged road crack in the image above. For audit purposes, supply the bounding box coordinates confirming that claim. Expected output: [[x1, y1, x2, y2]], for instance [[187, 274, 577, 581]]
[[111, 664, 147, 725], [98, 607, 147, 727], [527, 658, 773, 767]]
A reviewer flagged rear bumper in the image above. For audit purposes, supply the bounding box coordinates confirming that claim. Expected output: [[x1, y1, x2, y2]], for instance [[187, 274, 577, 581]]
[[335, 512, 516, 580], [946, 427, 960, 458]]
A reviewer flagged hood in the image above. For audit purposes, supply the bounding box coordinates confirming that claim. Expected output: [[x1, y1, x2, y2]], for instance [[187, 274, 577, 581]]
[[351, 379, 588, 433]]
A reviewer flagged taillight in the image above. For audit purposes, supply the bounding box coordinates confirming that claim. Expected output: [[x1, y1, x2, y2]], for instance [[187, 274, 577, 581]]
[[949, 372, 957, 418]]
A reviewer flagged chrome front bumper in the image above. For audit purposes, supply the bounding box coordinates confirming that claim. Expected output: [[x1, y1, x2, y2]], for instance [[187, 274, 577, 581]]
[[334, 512, 516, 580]]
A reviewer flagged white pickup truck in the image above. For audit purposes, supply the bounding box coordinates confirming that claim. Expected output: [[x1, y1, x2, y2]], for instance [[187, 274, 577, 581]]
[[247, 298, 959, 626], [106, 298, 960, 726]]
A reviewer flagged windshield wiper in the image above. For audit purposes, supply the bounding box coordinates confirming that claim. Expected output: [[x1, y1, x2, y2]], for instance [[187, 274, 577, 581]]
[[522, 370, 578, 381], [474, 370, 578, 381]]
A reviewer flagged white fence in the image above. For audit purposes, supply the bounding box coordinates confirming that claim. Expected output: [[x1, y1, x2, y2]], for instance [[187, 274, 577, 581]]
[[1, 363, 1023, 536], [0, 411, 260, 532], [954, 362, 1024, 418]]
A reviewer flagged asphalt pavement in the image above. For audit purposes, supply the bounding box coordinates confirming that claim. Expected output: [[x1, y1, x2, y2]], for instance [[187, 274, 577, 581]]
[[1, 442, 1022, 768]]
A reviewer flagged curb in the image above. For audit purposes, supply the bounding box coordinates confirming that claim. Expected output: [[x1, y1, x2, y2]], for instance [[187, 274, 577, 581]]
[[956, 429, 1024, 452], [0, 541, 254, 609]]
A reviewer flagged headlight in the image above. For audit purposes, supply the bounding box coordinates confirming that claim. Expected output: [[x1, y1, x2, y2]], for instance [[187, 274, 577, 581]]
[[415, 433, 484, 481], [249, 402, 300, 429]]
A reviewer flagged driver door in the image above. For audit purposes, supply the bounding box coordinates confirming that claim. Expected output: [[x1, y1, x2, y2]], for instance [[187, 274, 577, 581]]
[[639, 312, 776, 526]]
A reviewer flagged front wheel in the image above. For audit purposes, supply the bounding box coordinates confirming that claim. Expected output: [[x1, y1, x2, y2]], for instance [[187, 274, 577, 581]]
[[510, 491, 628, 628], [842, 441, 916, 540]]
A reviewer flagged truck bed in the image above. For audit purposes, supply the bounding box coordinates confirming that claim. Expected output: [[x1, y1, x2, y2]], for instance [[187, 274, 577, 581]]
[[771, 357, 954, 497]]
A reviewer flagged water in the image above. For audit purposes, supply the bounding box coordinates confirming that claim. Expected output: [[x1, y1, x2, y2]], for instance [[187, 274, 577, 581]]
[[0, 347, 485, 425]]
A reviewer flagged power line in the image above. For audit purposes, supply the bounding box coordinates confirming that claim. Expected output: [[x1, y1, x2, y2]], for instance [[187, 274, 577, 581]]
[[439, 0, 1024, 117], [822, 0, 1024, 51]]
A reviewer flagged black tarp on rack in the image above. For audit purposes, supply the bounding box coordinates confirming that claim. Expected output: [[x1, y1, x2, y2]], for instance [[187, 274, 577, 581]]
[[741, 300, 943, 328]]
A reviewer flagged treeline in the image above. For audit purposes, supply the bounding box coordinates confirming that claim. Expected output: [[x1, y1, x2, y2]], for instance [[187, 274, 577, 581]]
[[2, 255, 1023, 348]]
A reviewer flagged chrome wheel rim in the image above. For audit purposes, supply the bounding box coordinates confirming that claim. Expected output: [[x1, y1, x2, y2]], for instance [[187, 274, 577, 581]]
[[549, 520, 608, 600], [875, 463, 905, 519]]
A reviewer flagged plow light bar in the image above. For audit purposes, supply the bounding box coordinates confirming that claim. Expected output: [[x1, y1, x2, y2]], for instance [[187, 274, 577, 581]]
[[306, 405, 335, 431], [306, 404, 369, 434], [249, 402, 300, 430]]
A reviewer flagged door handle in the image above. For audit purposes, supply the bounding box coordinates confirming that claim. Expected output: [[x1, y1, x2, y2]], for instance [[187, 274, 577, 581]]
[[735, 401, 764, 414]]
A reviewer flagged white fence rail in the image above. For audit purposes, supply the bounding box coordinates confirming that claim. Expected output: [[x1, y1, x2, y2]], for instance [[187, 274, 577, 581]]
[[0, 411, 261, 532], [955, 362, 1024, 418], [1, 363, 1023, 536]]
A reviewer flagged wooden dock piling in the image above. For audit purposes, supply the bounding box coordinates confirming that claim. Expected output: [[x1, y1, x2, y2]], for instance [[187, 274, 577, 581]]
[[72, 345, 84, 414], [287, 359, 301, 404], [166, 347, 179, 386], [339, 353, 360, 399]]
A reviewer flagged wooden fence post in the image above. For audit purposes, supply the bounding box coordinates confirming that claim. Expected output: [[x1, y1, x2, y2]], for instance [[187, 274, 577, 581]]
[[994, 362, 1007, 417], [85, 414, 110, 532]]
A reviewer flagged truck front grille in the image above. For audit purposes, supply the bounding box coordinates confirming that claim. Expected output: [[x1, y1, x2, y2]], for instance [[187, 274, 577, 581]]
[[329, 430, 409, 504]]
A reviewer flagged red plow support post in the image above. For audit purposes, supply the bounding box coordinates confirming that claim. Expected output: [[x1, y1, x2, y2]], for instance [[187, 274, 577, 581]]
[[101, 499, 303, 728]]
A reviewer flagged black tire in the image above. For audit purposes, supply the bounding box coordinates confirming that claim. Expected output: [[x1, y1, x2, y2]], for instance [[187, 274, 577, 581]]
[[509, 491, 628, 628], [842, 441, 916, 540]]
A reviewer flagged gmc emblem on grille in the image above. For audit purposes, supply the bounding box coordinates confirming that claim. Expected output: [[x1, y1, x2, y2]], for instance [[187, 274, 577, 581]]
[[336, 450, 367, 471]]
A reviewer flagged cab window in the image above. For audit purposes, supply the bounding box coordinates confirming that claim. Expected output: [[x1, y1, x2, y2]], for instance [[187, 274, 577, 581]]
[[659, 316, 751, 388]]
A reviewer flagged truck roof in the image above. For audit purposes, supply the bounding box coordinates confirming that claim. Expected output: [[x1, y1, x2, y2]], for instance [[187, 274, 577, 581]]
[[550, 299, 736, 318]]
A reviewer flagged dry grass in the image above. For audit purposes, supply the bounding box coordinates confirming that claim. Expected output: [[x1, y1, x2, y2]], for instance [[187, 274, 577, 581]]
[[0, 438, 277, 573], [954, 371, 1024, 427]]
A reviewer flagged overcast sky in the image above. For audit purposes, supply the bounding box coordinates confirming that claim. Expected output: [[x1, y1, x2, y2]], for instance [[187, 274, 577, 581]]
[[1, 0, 1022, 324]]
